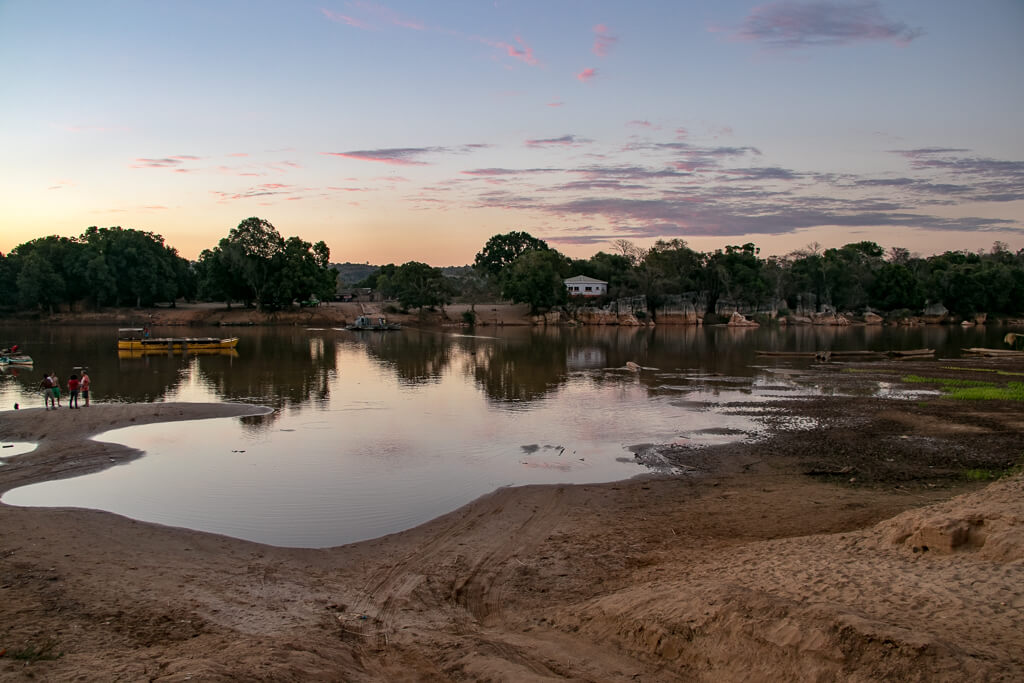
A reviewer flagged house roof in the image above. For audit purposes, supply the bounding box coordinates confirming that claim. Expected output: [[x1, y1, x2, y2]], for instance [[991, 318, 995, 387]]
[[563, 275, 607, 285]]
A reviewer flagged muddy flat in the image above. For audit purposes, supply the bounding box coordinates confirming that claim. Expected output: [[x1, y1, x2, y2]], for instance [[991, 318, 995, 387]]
[[1, 360, 1022, 681]]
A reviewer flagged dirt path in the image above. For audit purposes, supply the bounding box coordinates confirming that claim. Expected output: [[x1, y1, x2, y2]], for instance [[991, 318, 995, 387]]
[[1, 362, 1022, 680]]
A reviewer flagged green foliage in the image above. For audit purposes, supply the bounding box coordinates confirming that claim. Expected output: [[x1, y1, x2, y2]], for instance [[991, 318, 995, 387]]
[[474, 231, 548, 280], [462, 310, 477, 325], [499, 249, 569, 314], [197, 218, 335, 310], [386, 261, 453, 312]]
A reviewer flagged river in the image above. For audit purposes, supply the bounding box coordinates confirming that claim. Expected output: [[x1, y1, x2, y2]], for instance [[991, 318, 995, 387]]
[[0, 322, 1007, 547]]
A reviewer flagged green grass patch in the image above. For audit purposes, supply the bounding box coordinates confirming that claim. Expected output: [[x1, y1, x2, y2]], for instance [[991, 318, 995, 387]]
[[948, 382, 1024, 401], [901, 376, 1024, 401], [941, 366, 1024, 377], [963, 468, 1002, 481], [902, 375, 997, 388], [963, 458, 1024, 482]]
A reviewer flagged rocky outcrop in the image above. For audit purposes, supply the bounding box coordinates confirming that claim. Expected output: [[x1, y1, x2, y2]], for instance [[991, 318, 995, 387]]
[[811, 312, 851, 326], [863, 312, 884, 325], [574, 308, 619, 325], [727, 312, 759, 327], [618, 314, 644, 326], [532, 311, 564, 325], [654, 295, 703, 325], [921, 302, 950, 324]]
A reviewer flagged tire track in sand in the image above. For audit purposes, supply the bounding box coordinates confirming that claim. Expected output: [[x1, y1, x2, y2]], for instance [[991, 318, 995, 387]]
[[347, 486, 570, 650]]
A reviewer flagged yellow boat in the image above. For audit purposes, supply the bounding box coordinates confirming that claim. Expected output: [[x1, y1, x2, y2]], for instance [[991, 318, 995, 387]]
[[117, 328, 239, 352]]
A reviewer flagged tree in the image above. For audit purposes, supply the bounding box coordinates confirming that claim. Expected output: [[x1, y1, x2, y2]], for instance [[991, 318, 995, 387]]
[[500, 249, 568, 314], [572, 251, 633, 297], [80, 226, 185, 307], [388, 261, 453, 312], [219, 217, 285, 309], [704, 243, 767, 309], [16, 250, 66, 313], [869, 262, 922, 311], [474, 231, 549, 280]]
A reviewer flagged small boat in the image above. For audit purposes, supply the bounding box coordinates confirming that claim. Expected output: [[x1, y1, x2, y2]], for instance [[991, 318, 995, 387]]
[[117, 328, 239, 351], [0, 354, 33, 365], [885, 348, 935, 358], [962, 347, 1024, 357], [345, 316, 401, 331]]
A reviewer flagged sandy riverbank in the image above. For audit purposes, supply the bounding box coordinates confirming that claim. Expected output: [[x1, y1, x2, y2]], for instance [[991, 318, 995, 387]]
[[15, 301, 536, 329], [1, 365, 1022, 680]]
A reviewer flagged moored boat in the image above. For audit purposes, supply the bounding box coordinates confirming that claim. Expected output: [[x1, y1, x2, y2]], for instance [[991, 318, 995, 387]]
[[117, 328, 239, 351], [345, 316, 401, 331]]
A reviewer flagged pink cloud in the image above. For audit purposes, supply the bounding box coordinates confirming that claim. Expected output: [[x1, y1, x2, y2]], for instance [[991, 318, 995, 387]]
[[577, 67, 597, 82], [320, 8, 371, 30], [322, 3, 540, 68], [483, 35, 538, 65], [227, 152, 249, 158], [321, 2, 424, 31], [593, 24, 617, 57], [628, 120, 654, 129], [547, 101, 564, 107]]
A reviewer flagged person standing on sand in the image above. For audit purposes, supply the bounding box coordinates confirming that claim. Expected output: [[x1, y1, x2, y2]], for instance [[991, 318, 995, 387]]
[[41, 373, 55, 409], [68, 374, 80, 409], [80, 370, 91, 407], [50, 372, 61, 407]]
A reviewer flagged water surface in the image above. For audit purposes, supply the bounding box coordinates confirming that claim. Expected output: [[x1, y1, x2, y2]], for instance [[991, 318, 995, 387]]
[[0, 322, 1006, 546]]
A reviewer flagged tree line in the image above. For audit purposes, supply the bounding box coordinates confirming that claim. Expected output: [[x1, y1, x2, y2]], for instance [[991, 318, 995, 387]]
[[0, 218, 336, 313], [363, 232, 1024, 319], [2, 219, 1022, 319]]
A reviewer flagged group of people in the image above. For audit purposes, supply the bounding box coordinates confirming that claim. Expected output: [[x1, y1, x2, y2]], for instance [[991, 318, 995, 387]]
[[41, 370, 90, 409]]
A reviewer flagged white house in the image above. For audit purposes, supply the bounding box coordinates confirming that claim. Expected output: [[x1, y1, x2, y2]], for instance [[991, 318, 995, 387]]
[[564, 275, 608, 297]]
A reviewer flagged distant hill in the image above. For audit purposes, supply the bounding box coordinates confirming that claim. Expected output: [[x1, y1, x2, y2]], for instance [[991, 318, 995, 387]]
[[332, 262, 378, 286], [333, 262, 473, 288]]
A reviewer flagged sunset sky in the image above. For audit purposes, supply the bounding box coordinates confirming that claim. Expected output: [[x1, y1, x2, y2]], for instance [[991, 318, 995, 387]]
[[1, 1, 1022, 265]]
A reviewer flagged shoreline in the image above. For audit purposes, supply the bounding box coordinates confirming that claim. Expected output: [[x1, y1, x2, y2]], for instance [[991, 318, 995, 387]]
[[1, 380, 1022, 679]]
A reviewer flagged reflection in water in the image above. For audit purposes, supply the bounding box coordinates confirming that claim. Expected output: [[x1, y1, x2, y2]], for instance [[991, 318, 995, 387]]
[[0, 321, 1014, 547], [470, 329, 571, 404], [0, 322, 1014, 414], [117, 348, 239, 359], [358, 330, 453, 385]]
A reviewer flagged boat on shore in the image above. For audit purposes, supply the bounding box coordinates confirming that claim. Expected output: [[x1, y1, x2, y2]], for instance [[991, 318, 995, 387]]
[[345, 316, 401, 331], [117, 328, 239, 352]]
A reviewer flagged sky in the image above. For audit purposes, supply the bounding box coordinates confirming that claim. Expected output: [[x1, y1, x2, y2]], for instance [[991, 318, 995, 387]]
[[1, 1, 1023, 266]]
